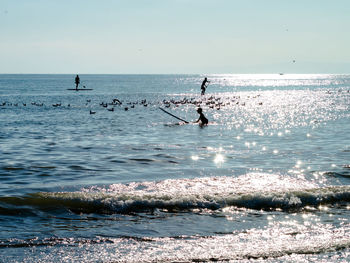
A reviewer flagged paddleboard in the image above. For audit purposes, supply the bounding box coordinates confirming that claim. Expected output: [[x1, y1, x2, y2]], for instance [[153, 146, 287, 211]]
[[67, 89, 93, 91]]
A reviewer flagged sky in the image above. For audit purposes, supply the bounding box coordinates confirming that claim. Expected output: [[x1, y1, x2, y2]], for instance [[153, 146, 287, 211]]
[[0, 0, 350, 74]]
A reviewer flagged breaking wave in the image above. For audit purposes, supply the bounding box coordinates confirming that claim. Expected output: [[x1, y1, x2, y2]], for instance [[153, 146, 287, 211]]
[[1, 174, 350, 214]]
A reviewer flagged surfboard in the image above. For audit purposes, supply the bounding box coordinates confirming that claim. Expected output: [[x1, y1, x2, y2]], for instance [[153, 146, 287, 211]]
[[67, 89, 93, 91], [159, 107, 189, 124]]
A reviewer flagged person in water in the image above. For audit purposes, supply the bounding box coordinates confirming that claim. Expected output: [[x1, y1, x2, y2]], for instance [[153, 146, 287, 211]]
[[75, 75, 80, 90], [201, 77, 210, 95], [195, 107, 208, 126]]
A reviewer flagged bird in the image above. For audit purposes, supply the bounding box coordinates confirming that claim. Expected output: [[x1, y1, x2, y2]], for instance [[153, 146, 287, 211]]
[[90, 110, 96, 114]]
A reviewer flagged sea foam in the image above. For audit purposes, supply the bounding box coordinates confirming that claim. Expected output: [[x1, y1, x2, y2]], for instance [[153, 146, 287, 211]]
[[15, 173, 350, 213]]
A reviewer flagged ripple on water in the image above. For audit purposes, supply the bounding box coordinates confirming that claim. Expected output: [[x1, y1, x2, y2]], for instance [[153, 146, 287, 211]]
[[109, 159, 127, 164], [31, 165, 56, 170], [2, 166, 25, 171], [68, 165, 89, 171], [128, 158, 155, 165]]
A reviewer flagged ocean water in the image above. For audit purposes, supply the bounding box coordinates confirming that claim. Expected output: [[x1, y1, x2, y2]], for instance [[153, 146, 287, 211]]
[[0, 74, 349, 262]]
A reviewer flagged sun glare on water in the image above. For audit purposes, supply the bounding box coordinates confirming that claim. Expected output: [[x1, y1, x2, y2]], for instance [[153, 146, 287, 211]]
[[214, 153, 225, 164]]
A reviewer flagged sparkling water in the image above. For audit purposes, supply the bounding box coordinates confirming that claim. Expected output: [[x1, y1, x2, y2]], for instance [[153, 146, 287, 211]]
[[0, 74, 349, 262]]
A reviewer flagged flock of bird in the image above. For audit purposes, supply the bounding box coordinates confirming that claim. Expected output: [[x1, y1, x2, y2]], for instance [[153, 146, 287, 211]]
[[161, 95, 255, 110], [2, 88, 347, 116], [1, 87, 348, 115], [1, 95, 266, 116]]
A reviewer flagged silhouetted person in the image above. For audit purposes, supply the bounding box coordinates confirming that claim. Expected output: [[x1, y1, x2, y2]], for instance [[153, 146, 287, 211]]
[[195, 107, 208, 126], [201, 77, 210, 95], [75, 75, 80, 90]]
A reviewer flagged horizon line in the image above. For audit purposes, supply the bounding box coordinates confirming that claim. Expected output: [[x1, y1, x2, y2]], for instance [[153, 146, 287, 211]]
[[0, 72, 349, 75]]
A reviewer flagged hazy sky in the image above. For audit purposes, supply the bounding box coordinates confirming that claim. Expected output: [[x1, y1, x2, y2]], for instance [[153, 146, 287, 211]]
[[1, 0, 349, 74]]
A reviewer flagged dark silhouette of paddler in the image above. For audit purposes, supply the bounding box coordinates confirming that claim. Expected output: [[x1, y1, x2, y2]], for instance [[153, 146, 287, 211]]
[[75, 75, 80, 90], [201, 77, 210, 95], [195, 107, 208, 126]]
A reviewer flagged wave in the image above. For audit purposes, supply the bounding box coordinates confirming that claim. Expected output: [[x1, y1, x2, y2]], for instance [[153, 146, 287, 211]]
[[322, 170, 350, 178], [2, 228, 350, 262], [1, 174, 350, 214]]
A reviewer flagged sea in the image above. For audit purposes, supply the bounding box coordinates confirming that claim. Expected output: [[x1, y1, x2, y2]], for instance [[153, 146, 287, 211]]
[[0, 74, 349, 262]]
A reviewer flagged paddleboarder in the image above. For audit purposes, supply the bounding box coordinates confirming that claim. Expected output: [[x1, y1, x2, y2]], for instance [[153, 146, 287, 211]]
[[201, 77, 210, 95], [195, 107, 208, 126], [75, 75, 80, 90]]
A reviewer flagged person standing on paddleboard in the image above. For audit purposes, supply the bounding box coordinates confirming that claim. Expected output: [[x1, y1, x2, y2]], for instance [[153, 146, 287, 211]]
[[201, 77, 210, 95], [195, 107, 208, 126], [75, 75, 80, 90]]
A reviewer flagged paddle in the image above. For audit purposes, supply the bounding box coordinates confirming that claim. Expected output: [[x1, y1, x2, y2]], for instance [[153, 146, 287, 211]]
[[159, 107, 189, 124]]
